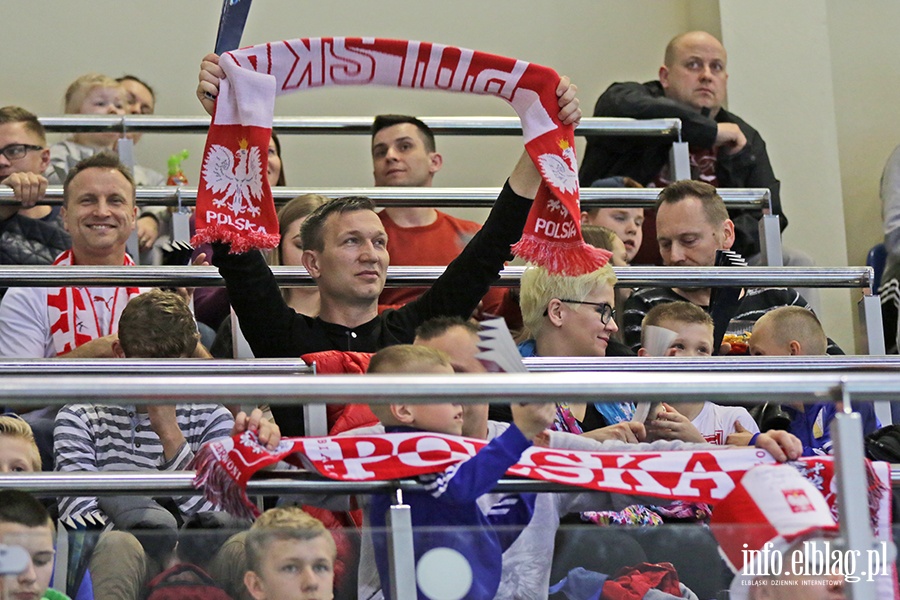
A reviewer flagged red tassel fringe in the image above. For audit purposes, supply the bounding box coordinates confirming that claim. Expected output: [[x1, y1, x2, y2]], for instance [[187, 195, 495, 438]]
[[191, 225, 281, 254], [511, 235, 612, 275], [190, 443, 261, 520]]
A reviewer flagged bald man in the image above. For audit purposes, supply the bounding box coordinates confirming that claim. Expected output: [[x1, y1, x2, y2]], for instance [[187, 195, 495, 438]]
[[749, 306, 879, 456], [578, 31, 786, 264]]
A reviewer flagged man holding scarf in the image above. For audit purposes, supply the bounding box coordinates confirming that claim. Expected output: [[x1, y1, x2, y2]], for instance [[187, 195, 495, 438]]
[[196, 48, 582, 436]]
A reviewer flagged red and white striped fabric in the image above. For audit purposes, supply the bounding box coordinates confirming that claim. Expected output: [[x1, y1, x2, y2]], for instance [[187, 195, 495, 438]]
[[194, 37, 609, 273]]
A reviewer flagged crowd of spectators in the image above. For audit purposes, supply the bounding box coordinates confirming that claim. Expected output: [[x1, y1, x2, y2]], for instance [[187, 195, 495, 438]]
[[0, 28, 885, 600]]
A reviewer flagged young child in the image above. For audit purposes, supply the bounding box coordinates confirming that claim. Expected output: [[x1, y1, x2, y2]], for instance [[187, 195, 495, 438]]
[[366, 344, 554, 600], [639, 302, 759, 445], [581, 225, 628, 268], [0, 489, 70, 600], [749, 306, 880, 455], [242, 506, 336, 600], [0, 414, 42, 473]]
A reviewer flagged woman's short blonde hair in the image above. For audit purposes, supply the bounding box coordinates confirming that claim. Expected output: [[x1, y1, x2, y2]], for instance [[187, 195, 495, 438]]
[[519, 263, 617, 339]]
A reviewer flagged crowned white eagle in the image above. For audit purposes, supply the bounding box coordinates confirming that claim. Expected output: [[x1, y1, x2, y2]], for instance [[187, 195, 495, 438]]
[[537, 140, 578, 195], [203, 139, 264, 216]]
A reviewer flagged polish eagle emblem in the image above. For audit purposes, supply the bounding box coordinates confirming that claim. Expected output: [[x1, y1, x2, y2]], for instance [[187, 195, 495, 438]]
[[537, 139, 578, 195], [202, 139, 264, 216]]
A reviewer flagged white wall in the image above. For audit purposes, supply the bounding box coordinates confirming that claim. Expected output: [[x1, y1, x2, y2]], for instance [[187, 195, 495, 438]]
[[1, 1, 690, 191], [719, 0, 854, 349]]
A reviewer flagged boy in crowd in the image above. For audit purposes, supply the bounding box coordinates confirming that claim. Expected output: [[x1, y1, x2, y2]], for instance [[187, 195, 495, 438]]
[[366, 344, 554, 600], [53, 289, 280, 599], [580, 176, 645, 264], [749, 306, 879, 455], [242, 506, 336, 600], [53, 290, 237, 524], [0, 414, 42, 473], [0, 489, 69, 600], [639, 302, 759, 445]]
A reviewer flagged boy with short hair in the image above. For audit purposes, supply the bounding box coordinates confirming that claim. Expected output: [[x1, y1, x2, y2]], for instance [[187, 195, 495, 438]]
[[749, 306, 880, 455], [367, 344, 554, 600], [242, 506, 336, 600], [0, 489, 70, 600], [54, 290, 236, 524], [53, 290, 279, 600], [639, 302, 759, 445], [0, 414, 42, 473]]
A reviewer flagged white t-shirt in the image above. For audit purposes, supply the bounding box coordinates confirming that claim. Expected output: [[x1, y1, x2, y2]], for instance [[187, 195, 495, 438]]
[[690, 402, 759, 445]]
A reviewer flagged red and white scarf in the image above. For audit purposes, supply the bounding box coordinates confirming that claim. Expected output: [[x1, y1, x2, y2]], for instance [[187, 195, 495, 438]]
[[192, 431, 894, 552], [193, 429, 783, 519], [194, 37, 609, 274], [46, 250, 140, 356]]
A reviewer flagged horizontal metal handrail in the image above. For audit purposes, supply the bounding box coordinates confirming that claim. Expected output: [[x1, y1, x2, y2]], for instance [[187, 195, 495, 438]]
[[0, 471, 578, 496], [0, 265, 874, 291], [0, 186, 769, 210], [5, 355, 900, 375], [37, 115, 682, 137], [1, 371, 899, 405], [0, 358, 309, 375], [6, 469, 898, 495]]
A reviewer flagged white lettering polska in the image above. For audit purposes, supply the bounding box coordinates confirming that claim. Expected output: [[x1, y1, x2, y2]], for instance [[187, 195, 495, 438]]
[[205, 211, 266, 234]]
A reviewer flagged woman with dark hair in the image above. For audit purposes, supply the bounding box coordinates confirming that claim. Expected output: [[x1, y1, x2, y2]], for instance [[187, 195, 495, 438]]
[[267, 132, 286, 187]]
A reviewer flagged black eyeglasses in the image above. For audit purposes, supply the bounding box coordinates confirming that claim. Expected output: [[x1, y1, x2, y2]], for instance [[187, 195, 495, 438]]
[[550, 299, 616, 324], [0, 144, 44, 161]]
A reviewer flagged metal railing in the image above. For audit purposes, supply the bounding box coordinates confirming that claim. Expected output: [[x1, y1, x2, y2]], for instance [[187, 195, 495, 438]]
[[37, 115, 683, 137], [0, 264, 881, 355], [0, 264, 873, 289], [0, 370, 884, 597], [5, 354, 899, 376], [0, 370, 898, 406], [0, 185, 770, 210]]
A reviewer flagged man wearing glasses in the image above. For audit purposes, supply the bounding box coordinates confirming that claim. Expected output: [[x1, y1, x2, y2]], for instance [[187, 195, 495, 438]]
[[0, 106, 70, 271]]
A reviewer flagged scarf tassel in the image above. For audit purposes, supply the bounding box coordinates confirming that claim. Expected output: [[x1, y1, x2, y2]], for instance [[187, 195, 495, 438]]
[[191, 224, 280, 255], [191, 442, 261, 520], [512, 235, 613, 276]]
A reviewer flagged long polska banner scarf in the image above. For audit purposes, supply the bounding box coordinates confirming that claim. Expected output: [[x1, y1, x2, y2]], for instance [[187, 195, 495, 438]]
[[46, 250, 140, 355], [193, 37, 610, 273], [192, 432, 893, 555], [195, 429, 779, 519]]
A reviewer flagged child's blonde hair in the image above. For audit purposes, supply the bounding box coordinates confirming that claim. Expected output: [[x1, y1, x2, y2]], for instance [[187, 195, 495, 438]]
[[367, 345, 451, 375], [0, 415, 42, 471], [64, 73, 123, 113], [368, 345, 453, 426], [640, 301, 712, 348]]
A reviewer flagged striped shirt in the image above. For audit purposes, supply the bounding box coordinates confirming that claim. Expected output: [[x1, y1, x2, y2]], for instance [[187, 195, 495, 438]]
[[54, 403, 234, 522]]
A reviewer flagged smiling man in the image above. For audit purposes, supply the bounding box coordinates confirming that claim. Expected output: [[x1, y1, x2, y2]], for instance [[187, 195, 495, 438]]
[[0, 151, 140, 359], [578, 31, 787, 264]]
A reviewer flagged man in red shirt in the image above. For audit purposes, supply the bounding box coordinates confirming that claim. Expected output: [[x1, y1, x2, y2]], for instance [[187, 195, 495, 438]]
[[372, 115, 512, 320]]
